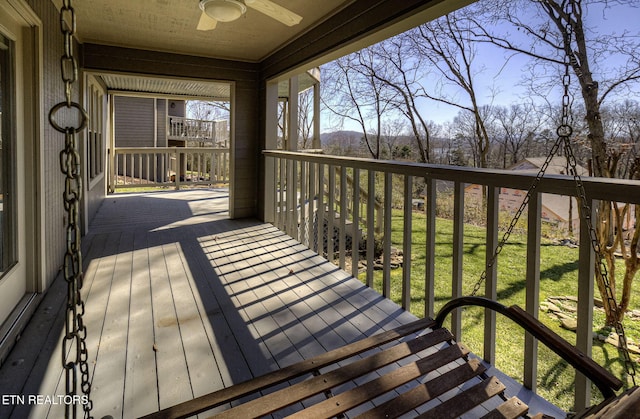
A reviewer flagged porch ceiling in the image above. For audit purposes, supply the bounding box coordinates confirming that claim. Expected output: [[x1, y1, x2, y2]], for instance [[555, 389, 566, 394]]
[[63, 0, 353, 62], [99, 73, 232, 100]]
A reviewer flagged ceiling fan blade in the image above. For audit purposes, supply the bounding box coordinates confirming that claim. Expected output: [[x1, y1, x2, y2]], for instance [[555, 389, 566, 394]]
[[197, 11, 218, 31], [245, 0, 302, 26]]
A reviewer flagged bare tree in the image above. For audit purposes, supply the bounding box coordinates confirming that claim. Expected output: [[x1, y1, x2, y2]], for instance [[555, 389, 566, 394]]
[[494, 103, 546, 167], [601, 100, 640, 178], [298, 88, 315, 149], [321, 51, 397, 159], [408, 13, 496, 168], [360, 37, 433, 162], [469, 0, 640, 324], [380, 118, 410, 159], [451, 105, 497, 168]]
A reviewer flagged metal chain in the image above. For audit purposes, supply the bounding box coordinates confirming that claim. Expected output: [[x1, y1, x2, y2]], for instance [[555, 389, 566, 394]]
[[563, 140, 637, 385], [49, 0, 93, 418], [472, 0, 636, 386], [560, 0, 635, 386], [470, 134, 564, 297]]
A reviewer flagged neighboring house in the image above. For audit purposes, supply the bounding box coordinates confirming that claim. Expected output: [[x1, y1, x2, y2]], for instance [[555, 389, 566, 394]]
[[113, 96, 181, 149], [466, 157, 588, 231], [113, 97, 230, 149]]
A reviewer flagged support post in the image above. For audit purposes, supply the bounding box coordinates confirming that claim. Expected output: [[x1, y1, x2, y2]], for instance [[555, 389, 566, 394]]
[[313, 81, 321, 149], [575, 199, 596, 412], [264, 81, 279, 223], [288, 76, 299, 152]]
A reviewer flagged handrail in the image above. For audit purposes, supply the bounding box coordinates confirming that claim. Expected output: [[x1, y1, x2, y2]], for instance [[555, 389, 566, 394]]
[[435, 296, 623, 399], [263, 150, 640, 204], [115, 146, 229, 153]]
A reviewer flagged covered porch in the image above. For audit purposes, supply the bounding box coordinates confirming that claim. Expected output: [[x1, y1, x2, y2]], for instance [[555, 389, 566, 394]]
[[0, 189, 564, 419], [0, 1, 638, 418]]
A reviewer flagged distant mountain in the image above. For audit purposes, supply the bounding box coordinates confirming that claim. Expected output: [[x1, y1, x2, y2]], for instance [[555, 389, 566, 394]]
[[320, 130, 364, 145]]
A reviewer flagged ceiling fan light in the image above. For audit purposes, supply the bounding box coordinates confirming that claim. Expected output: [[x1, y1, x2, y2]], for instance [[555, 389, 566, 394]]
[[201, 0, 247, 23]]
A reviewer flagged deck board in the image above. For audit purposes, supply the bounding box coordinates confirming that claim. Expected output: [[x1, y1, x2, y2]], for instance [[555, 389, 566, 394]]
[[0, 189, 565, 419], [150, 242, 193, 411], [94, 230, 134, 417], [123, 232, 158, 418]]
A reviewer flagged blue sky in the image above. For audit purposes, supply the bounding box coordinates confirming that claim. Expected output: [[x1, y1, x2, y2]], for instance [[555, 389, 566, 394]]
[[320, 1, 640, 133]]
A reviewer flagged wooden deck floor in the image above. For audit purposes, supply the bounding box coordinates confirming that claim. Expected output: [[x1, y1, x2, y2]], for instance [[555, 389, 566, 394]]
[[0, 189, 564, 419]]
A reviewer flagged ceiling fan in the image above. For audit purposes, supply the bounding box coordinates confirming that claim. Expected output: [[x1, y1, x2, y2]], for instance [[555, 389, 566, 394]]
[[197, 0, 303, 31]]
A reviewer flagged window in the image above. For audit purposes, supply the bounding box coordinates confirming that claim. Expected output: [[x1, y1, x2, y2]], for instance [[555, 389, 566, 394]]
[[87, 80, 104, 180], [0, 33, 17, 275]]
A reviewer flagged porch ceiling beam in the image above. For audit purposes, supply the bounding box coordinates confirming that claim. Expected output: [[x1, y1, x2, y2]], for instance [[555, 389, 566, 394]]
[[261, 0, 475, 80], [82, 43, 260, 83]]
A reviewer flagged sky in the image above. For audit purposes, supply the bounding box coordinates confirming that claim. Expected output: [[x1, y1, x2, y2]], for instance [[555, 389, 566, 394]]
[[320, 1, 640, 133]]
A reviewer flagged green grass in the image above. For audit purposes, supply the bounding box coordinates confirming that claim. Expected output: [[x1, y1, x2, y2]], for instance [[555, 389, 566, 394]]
[[358, 210, 640, 411]]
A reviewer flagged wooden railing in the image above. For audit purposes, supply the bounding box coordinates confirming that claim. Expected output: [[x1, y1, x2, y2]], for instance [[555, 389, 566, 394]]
[[111, 147, 229, 190], [263, 149, 640, 411]]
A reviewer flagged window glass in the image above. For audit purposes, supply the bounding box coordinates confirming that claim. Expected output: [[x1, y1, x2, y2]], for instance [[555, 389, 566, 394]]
[[0, 33, 16, 275]]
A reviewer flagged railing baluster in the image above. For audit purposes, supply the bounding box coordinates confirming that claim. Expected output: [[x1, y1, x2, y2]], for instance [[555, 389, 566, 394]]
[[383, 172, 392, 298], [279, 157, 286, 231], [225, 150, 229, 183], [145, 154, 150, 185], [484, 186, 499, 365], [351, 168, 361, 279], [402, 175, 412, 311], [525, 191, 542, 391], [339, 166, 347, 270], [424, 176, 436, 319], [308, 162, 316, 252], [316, 164, 325, 257], [130, 154, 135, 185], [123, 154, 127, 185], [175, 150, 181, 190], [366, 170, 375, 288], [327, 165, 336, 263], [289, 159, 298, 240], [113, 152, 119, 189], [272, 156, 279, 229], [452, 181, 465, 340], [300, 161, 308, 246]]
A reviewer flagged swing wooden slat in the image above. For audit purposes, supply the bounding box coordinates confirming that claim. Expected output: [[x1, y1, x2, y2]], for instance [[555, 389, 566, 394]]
[[140, 297, 635, 419], [482, 397, 530, 419], [350, 358, 489, 419]]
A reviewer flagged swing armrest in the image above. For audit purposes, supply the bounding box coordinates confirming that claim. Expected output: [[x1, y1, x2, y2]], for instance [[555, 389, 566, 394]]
[[435, 296, 623, 399]]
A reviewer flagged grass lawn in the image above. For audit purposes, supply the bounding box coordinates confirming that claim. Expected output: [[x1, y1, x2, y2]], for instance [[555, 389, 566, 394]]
[[358, 210, 640, 412]]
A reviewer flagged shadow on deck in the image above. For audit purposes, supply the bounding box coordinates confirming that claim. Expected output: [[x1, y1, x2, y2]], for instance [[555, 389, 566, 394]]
[[0, 189, 564, 418]]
